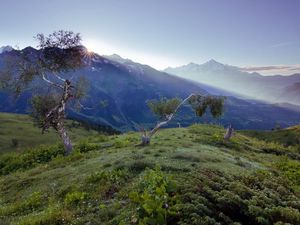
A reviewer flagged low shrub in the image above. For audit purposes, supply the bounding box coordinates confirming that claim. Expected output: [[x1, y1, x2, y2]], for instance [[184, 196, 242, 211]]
[[129, 167, 180, 224], [76, 141, 100, 153], [114, 139, 131, 148], [178, 168, 300, 225], [275, 157, 300, 186], [0, 191, 44, 217], [0, 144, 64, 175], [16, 204, 73, 225], [86, 169, 129, 185], [64, 191, 87, 207]]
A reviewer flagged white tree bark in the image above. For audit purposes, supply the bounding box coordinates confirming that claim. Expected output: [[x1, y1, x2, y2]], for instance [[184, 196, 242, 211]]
[[42, 78, 74, 155], [224, 124, 234, 140], [138, 93, 198, 146]]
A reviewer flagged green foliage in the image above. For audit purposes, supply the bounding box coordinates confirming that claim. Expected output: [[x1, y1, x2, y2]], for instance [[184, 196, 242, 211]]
[[241, 127, 300, 148], [86, 169, 129, 185], [64, 191, 87, 206], [1, 124, 300, 225], [275, 157, 300, 186], [113, 136, 137, 148], [178, 169, 300, 225], [0, 113, 99, 152], [188, 95, 225, 118], [147, 97, 181, 119], [0, 191, 43, 217], [76, 140, 100, 153], [15, 205, 73, 225], [129, 167, 180, 224], [0, 144, 64, 175], [114, 139, 130, 148], [30, 94, 59, 128], [127, 160, 155, 173]]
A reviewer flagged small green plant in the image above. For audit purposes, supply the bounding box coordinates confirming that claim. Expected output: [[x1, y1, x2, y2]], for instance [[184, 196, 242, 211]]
[[275, 157, 300, 186], [129, 167, 180, 224], [114, 139, 131, 148], [86, 169, 129, 185], [64, 191, 87, 206], [0, 144, 64, 175], [76, 141, 100, 153], [0, 192, 44, 217]]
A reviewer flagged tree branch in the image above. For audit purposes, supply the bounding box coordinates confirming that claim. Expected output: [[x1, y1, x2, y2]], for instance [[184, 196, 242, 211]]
[[149, 93, 198, 137], [42, 73, 63, 89], [53, 72, 66, 82], [77, 100, 93, 110]]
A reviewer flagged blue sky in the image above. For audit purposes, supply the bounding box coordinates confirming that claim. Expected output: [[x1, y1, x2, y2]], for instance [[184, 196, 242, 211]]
[[1, 0, 299, 73]]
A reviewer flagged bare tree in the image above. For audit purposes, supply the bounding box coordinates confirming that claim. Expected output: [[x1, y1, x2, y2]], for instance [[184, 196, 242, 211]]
[[0, 30, 89, 155], [137, 94, 225, 146]]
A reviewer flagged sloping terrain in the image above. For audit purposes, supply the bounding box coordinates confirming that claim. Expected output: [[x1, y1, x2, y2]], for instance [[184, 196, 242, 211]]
[[242, 125, 300, 147], [0, 113, 100, 152], [1, 124, 299, 224], [165, 60, 300, 105]]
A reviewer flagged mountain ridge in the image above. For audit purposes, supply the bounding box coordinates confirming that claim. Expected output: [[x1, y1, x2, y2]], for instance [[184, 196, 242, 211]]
[[165, 60, 300, 105], [1, 47, 300, 131]]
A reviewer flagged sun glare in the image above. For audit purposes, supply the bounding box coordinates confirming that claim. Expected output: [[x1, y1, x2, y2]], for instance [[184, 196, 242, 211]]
[[82, 38, 182, 70]]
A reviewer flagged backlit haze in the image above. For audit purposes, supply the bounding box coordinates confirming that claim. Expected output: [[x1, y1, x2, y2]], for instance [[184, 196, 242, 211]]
[[1, 0, 299, 74]]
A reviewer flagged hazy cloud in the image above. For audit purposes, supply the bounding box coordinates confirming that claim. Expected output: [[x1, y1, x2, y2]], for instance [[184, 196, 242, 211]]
[[269, 41, 298, 48], [241, 65, 300, 76]]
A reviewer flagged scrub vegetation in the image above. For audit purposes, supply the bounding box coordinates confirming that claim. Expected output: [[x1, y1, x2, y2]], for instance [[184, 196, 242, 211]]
[[1, 121, 299, 225]]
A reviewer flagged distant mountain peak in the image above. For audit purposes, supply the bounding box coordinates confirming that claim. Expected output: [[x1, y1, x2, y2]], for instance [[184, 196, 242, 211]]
[[108, 54, 123, 60], [202, 59, 224, 67], [0, 45, 13, 54], [104, 54, 132, 64], [207, 59, 219, 64]]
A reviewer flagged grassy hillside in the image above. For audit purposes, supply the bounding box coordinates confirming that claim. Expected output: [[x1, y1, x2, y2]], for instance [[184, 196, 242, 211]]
[[0, 113, 99, 152], [0, 124, 300, 224], [241, 125, 300, 147]]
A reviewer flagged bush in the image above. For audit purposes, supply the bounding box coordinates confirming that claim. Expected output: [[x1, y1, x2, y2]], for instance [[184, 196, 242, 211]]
[[114, 139, 130, 148], [64, 191, 87, 207], [0, 192, 44, 217], [76, 141, 100, 153], [86, 169, 129, 185], [275, 157, 300, 186], [178, 168, 300, 225], [0, 144, 64, 175], [16, 205, 73, 225], [129, 167, 180, 224]]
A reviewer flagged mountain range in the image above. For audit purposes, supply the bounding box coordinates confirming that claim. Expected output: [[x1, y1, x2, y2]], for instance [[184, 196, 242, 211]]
[[165, 60, 300, 105], [1, 47, 300, 131]]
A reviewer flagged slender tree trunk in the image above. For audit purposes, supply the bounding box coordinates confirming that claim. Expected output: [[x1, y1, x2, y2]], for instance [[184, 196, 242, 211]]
[[57, 124, 73, 156], [136, 129, 151, 146], [224, 125, 234, 140], [42, 79, 74, 155], [141, 135, 151, 146]]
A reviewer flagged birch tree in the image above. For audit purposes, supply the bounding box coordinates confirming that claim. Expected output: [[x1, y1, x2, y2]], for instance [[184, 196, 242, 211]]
[[137, 94, 225, 146], [0, 30, 89, 155]]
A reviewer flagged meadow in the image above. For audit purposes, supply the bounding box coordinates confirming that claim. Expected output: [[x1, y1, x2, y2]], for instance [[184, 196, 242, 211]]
[[0, 116, 299, 224]]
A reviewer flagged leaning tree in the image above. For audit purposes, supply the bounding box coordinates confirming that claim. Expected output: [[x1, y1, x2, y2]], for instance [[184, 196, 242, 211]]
[[0, 30, 89, 155], [137, 94, 225, 146]]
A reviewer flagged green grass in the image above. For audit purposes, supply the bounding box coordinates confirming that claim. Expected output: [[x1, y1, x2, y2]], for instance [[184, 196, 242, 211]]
[[0, 113, 98, 152], [0, 122, 300, 224], [241, 125, 300, 148]]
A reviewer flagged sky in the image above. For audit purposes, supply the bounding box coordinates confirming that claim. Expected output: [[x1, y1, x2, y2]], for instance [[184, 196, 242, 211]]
[[0, 0, 300, 74]]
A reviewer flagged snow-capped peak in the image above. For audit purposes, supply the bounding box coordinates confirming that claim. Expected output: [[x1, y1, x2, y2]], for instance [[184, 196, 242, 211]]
[[202, 59, 224, 67]]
